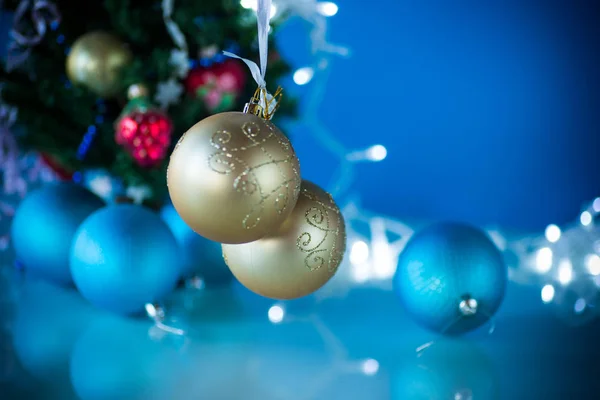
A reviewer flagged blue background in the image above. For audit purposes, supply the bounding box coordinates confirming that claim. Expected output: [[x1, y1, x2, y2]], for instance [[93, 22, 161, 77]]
[[277, 0, 600, 231]]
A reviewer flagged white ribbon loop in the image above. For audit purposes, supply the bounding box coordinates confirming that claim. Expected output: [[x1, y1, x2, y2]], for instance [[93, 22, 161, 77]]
[[222, 51, 265, 88], [255, 0, 271, 81], [224, 0, 272, 89]]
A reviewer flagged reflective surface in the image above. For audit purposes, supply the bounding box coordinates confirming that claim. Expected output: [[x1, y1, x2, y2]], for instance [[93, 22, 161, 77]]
[[1, 266, 600, 400]]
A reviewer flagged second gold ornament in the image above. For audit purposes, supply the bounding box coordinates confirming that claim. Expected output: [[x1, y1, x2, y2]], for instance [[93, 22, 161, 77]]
[[222, 180, 346, 300]]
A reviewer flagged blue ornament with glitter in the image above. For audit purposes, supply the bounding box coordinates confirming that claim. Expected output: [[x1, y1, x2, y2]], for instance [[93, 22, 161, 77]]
[[11, 183, 105, 286], [393, 222, 507, 335], [160, 203, 233, 286], [70, 204, 182, 314]]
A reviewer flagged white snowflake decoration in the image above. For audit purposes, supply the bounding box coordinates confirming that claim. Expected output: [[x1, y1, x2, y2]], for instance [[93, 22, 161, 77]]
[[126, 185, 153, 204], [169, 49, 190, 79], [155, 78, 184, 109]]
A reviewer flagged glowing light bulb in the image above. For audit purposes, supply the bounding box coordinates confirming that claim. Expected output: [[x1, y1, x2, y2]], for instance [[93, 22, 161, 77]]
[[366, 145, 387, 161], [240, 0, 255, 9], [268, 305, 284, 323], [351, 264, 370, 283], [574, 298, 586, 314], [361, 358, 379, 376], [240, 0, 277, 17], [580, 211, 592, 226], [317, 2, 339, 16], [544, 224, 561, 243], [585, 254, 600, 276], [372, 239, 395, 278], [349, 240, 369, 265], [594, 198, 600, 212], [535, 247, 553, 273], [558, 259, 573, 285], [541, 284, 555, 303], [293, 67, 314, 85]]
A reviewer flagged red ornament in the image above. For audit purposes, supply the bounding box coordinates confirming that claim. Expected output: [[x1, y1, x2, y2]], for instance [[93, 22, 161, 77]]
[[115, 110, 173, 168], [184, 59, 246, 112]]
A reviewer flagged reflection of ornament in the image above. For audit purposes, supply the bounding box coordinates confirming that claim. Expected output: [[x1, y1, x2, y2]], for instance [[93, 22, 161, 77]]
[[167, 111, 301, 244], [222, 181, 346, 300], [70, 315, 184, 400], [184, 60, 246, 112], [12, 279, 94, 386], [115, 85, 173, 167], [11, 183, 104, 286], [161, 204, 234, 285], [394, 223, 507, 335], [70, 204, 182, 314], [392, 339, 498, 400], [66, 31, 132, 98]]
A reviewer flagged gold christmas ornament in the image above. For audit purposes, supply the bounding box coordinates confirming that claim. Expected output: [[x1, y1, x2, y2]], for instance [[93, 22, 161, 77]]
[[167, 110, 301, 244], [222, 180, 347, 300], [66, 31, 133, 98]]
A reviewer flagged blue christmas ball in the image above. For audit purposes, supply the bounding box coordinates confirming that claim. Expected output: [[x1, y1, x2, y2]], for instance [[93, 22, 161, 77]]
[[11, 182, 105, 286], [393, 223, 507, 335], [160, 204, 233, 285], [70, 204, 182, 314]]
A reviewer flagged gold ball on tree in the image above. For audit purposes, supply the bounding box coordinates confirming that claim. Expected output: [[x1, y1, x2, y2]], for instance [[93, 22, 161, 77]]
[[222, 180, 346, 300], [66, 31, 133, 98], [167, 111, 301, 244]]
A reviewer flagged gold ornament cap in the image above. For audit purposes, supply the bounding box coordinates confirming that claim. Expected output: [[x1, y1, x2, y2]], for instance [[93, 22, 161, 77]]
[[167, 111, 301, 244], [243, 86, 283, 121], [222, 180, 347, 300]]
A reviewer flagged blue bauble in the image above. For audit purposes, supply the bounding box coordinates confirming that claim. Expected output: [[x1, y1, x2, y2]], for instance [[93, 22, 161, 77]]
[[11, 182, 105, 286], [393, 223, 507, 335], [160, 204, 233, 285], [70, 204, 182, 314]]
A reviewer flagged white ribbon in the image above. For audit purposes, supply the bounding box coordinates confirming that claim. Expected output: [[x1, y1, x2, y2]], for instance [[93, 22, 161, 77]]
[[162, 0, 187, 51], [223, 0, 272, 89], [162, 0, 190, 79]]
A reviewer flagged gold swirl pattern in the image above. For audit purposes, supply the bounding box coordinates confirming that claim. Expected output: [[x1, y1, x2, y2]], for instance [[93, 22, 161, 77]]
[[208, 118, 301, 231], [220, 180, 346, 299], [296, 188, 345, 274]]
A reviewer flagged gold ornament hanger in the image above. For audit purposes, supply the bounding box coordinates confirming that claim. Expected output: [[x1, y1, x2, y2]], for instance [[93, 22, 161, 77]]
[[244, 86, 283, 121]]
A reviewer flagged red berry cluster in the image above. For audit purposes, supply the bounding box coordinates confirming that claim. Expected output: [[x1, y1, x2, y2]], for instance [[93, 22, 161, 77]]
[[115, 110, 173, 168]]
